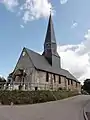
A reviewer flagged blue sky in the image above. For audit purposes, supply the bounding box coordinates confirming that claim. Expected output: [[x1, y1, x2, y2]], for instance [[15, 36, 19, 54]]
[[0, 0, 90, 81]]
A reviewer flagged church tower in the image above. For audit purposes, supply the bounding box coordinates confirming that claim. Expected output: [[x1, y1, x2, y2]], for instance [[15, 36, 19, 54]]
[[43, 14, 61, 68]]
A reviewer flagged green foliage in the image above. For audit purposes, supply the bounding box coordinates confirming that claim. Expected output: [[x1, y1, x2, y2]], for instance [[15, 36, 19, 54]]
[[82, 79, 90, 94], [0, 90, 79, 105], [0, 77, 6, 89]]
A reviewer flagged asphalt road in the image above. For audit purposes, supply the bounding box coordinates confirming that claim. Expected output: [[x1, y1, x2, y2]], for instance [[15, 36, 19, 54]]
[[0, 95, 90, 120], [84, 99, 90, 120]]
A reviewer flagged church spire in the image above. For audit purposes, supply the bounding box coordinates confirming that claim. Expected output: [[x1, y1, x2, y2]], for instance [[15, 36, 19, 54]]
[[44, 13, 56, 44], [43, 13, 61, 68]]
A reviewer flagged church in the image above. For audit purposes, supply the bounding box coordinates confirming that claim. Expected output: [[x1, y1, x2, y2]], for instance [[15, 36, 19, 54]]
[[10, 14, 81, 92]]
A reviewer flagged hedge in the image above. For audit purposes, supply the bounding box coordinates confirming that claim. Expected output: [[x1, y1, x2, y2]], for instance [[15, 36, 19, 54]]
[[0, 90, 79, 105]]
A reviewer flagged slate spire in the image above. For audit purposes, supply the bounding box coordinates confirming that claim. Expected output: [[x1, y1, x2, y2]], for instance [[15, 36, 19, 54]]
[[43, 13, 61, 68], [44, 13, 56, 44]]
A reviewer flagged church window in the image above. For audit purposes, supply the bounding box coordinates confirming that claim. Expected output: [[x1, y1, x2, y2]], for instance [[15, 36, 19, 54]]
[[68, 79, 70, 85], [71, 80, 73, 85], [22, 51, 26, 56], [59, 76, 61, 84], [46, 72, 49, 82]]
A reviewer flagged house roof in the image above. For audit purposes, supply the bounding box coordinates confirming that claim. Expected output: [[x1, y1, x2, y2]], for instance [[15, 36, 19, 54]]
[[25, 48, 80, 83]]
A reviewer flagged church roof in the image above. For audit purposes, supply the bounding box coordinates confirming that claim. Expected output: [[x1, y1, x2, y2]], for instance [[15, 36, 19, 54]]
[[25, 48, 79, 83]]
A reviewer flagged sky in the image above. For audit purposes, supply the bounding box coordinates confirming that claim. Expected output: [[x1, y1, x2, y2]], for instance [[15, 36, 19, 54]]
[[0, 0, 90, 84]]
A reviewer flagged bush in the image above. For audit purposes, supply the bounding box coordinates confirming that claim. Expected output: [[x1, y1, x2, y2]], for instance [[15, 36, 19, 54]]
[[0, 90, 79, 105]]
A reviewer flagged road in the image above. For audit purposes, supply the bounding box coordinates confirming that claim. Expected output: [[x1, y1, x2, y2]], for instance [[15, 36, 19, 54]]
[[84, 98, 90, 120], [0, 95, 90, 120]]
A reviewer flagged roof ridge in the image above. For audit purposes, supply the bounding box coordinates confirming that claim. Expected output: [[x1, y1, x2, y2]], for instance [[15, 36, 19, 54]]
[[25, 47, 42, 56]]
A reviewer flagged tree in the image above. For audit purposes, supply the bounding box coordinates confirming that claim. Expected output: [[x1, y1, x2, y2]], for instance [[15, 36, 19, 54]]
[[6, 72, 13, 88], [82, 79, 90, 94], [0, 77, 6, 89]]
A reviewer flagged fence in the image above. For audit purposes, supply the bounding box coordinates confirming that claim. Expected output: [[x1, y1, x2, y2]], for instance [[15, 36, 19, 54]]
[[0, 81, 59, 91], [0, 81, 80, 93]]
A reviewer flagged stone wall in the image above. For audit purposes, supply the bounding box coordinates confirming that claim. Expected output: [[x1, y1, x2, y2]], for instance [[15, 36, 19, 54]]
[[60, 76, 67, 89], [33, 70, 81, 92], [64, 79, 81, 92], [34, 71, 67, 91], [14, 53, 81, 92], [13, 48, 35, 90]]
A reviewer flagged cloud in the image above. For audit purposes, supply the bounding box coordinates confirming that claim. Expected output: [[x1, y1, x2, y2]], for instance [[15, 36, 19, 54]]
[[71, 22, 78, 29], [0, 0, 54, 23], [20, 24, 24, 28], [39, 29, 90, 84], [19, 0, 54, 23], [60, 0, 68, 4], [57, 29, 90, 84], [1, 0, 19, 11]]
